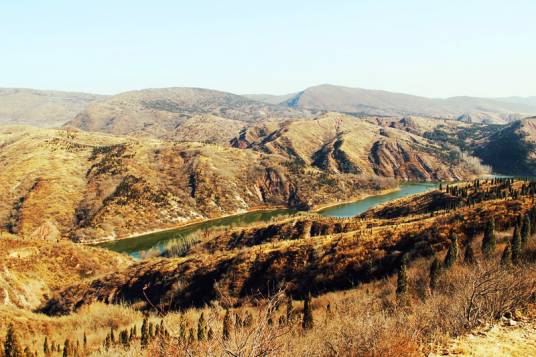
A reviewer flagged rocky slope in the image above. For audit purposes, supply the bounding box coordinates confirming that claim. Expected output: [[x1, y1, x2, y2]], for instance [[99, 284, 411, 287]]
[[248, 84, 536, 124], [65, 87, 314, 142], [0, 88, 104, 127], [474, 117, 536, 175], [0, 126, 398, 242], [232, 113, 489, 180]]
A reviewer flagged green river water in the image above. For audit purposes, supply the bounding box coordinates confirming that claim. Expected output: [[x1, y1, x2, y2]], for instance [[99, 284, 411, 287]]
[[98, 182, 438, 258]]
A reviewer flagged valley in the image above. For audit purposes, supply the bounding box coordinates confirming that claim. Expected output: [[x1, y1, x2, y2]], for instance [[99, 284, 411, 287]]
[[1, 85, 536, 357]]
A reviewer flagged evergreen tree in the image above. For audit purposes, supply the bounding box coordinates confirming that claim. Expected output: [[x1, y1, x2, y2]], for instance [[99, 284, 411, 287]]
[[140, 317, 149, 348], [521, 214, 531, 246], [500, 244, 511, 266], [464, 243, 476, 265], [62, 339, 70, 357], [444, 233, 459, 268], [119, 330, 129, 347], [511, 224, 522, 264], [429, 257, 441, 290], [83, 332, 87, 352], [302, 292, 314, 330], [188, 328, 195, 344], [148, 323, 154, 339], [4, 323, 23, 357], [109, 327, 115, 344], [396, 255, 409, 296], [197, 313, 207, 341], [222, 310, 232, 341], [482, 218, 496, 258], [43, 337, 50, 357]]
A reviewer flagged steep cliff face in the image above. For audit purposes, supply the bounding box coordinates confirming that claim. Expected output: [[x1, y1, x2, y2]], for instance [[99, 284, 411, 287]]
[[0, 126, 395, 242], [232, 113, 489, 181]]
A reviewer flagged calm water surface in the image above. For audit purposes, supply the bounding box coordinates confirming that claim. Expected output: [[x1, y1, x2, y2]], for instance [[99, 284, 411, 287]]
[[99, 182, 438, 258]]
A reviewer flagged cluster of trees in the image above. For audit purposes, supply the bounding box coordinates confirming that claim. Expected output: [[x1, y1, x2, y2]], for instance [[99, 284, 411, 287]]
[[439, 178, 536, 212], [397, 209, 535, 299]]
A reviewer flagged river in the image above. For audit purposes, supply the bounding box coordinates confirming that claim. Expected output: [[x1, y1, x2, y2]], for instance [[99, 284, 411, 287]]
[[98, 182, 438, 258]]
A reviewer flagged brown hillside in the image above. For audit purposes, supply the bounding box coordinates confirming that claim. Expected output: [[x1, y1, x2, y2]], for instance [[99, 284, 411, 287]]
[[41, 179, 535, 314], [0, 126, 396, 242], [232, 113, 489, 180]]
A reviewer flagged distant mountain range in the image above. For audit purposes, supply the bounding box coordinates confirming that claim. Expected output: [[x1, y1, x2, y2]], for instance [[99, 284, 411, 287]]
[[245, 84, 536, 124], [1, 85, 535, 132], [0, 88, 104, 127]]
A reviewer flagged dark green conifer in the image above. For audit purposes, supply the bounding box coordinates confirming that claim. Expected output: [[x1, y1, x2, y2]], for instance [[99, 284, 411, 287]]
[[521, 214, 531, 246], [464, 243, 476, 265], [396, 255, 409, 296], [140, 317, 149, 348], [43, 336, 50, 356], [444, 233, 459, 268], [429, 257, 441, 290], [302, 292, 314, 330], [197, 313, 207, 341], [512, 224, 522, 264], [4, 323, 23, 357], [222, 310, 232, 341], [62, 339, 70, 357], [482, 218, 496, 258]]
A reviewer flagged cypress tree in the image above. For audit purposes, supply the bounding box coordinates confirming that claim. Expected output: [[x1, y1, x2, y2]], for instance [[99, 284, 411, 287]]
[[429, 257, 441, 290], [444, 233, 459, 268], [188, 328, 195, 344], [43, 337, 50, 356], [396, 255, 409, 296], [4, 323, 23, 357], [62, 339, 70, 357], [302, 292, 314, 330], [109, 327, 115, 344], [83, 332, 87, 352], [197, 313, 206, 341], [148, 322, 154, 339], [482, 218, 496, 258], [464, 243, 476, 265], [512, 224, 522, 264], [222, 310, 232, 341], [140, 317, 149, 348], [521, 214, 531, 246], [501, 244, 512, 266]]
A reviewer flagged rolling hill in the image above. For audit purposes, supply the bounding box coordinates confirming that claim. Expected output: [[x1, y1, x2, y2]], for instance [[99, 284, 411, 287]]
[[246, 84, 536, 124], [0, 88, 104, 127], [65, 87, 315, 142]]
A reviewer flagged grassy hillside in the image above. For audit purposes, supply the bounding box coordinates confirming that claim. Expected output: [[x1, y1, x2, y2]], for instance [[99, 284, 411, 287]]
[[41, 179, 536, 314], [0, 126, 400, 242]]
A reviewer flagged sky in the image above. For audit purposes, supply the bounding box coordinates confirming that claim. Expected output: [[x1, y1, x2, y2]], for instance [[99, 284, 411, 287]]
[[1, 0, 535, 97]]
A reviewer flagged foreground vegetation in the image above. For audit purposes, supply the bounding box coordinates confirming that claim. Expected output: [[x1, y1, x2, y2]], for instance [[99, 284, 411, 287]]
[[1, 178, 536, 356]]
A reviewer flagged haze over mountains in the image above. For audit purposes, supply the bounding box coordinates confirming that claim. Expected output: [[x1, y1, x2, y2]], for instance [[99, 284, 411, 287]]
[[1, 84, 536, 132], [0, 88, 104, 127], [245, 84, 536, 124]]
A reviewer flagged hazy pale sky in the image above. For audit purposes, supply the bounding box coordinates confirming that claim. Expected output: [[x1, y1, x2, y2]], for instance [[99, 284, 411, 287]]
[[1, 0, 535, 97]]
